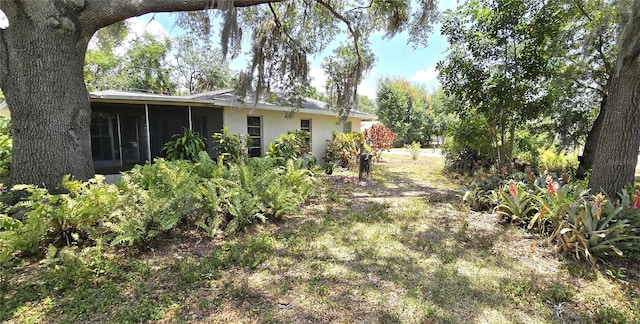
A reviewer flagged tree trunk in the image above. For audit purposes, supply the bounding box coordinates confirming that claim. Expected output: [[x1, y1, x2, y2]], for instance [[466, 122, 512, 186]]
[[576, 94, 607, 179], [0, 6, 93, 192], [588, 68, 640, 197]]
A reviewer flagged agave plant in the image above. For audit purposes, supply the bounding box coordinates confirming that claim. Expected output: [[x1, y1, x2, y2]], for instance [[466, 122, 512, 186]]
[[554, 193, 640, 265]]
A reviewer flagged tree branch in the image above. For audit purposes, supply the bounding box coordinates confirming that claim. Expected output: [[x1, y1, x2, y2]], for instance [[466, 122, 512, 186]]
[[267, 2, 302, 52], [82, 0, 286, 33], [571, 77, 605, 95], [347, 0, 374, 12], [315, 0, 363, 102]]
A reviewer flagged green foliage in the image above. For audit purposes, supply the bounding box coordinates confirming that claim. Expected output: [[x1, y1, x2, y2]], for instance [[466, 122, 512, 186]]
[[0, 117, 11, 178], [474, 167, 640, 265], [357, 95, 377, 114], [121, 33, 176, 94], [404, 141, 421, 160], [84, 22, 128, 91], [494, 180, 537, 224], [438, 0, 565, 166], [376, 77, 431, 145], [110, 159, 200, 246], [323, 44, 375, 117], [555, 193, 640, 265], [173, 35, 233, 93], [213, 127, 247, 165], [161, 127, 206, 161], [539, 147, 579, 174], [442, 111, 493, 175], [266, 130, 310, 164], [0, 155, 316, 259], [462, 175, 503, 211], [593, 305, 628, 324], [324, 131, 364, 169]]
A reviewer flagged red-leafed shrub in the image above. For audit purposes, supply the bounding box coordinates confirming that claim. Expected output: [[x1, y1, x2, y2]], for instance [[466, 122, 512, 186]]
[[364, 124, 397, 161]]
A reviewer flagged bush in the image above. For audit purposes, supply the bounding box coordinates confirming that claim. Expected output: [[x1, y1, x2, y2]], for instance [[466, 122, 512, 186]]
[[161, 127, 206, 161], [213, 127, 248, 165], [0, 154, 317, 259], [480, 168, 640, 265], [442, 113, 493, 174], [267, 130, 310, 164], [539, 146, 578, 174], [364, 124, 396, 161], [324, 131, 364, 169], [405, 141, 421, 160]]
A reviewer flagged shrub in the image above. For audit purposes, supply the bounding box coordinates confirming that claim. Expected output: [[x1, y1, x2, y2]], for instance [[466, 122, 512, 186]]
[[405, 141, 421, 160], [267, 130, 310, 164], [364, 124, 397, 161], [324, 131, 364, 169], [539, 146, 578, 174], [553, 193, 640, 264], [161, 127, 206, 161], [442, 113, 493, 174], [0, 154, 318, 259], [213, 127, 248, 165]]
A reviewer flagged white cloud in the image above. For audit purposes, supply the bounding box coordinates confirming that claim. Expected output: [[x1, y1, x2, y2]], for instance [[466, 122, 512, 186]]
[[358, 80, 377, 99], [410, 66, 438, 84], [127, 17, 171, 41], [309, 66, 328, 91]]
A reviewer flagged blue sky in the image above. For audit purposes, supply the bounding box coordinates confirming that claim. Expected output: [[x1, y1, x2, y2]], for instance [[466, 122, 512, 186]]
[[132, 0, 458, 98]]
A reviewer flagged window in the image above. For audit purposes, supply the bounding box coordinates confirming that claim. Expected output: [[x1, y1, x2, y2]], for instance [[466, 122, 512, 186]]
[[300, 119, 311, 147], [90, 114, 115, 161], [247, 116, 262, 157], [342, 121, 352, 133]]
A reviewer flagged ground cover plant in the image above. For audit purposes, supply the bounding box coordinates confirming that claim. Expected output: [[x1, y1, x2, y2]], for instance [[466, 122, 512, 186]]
[[1, 154, 638, 323]]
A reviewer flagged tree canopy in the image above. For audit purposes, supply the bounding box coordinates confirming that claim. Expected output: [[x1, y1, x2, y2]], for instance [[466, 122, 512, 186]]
[[437, 0, 565, 166]]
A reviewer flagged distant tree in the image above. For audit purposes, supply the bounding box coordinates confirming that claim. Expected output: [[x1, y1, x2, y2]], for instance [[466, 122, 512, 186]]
[[428, 88, 455, 147], [304, 86, 328, 102], [173, 35, 233, 93], [120, 33, 176, 94], [84, 21, 128, 91], [376, 77, 430, 145], [357, 95, 377, 114]]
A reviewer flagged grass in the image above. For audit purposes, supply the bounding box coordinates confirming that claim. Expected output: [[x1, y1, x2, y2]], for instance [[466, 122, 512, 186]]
[[2, 154, 639, 323]]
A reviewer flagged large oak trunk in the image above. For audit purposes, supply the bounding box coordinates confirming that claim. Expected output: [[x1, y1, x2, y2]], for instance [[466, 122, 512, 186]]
[[576, 95, 606, 179], [1, 8, 93, 192], [588, 66, 640, 197]]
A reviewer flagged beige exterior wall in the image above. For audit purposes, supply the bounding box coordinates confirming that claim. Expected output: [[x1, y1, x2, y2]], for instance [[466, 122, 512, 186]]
[[223, 106, 364, 160]]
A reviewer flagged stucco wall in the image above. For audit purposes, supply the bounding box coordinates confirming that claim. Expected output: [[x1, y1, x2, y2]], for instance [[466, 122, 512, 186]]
[[223, 106, 363, 160]]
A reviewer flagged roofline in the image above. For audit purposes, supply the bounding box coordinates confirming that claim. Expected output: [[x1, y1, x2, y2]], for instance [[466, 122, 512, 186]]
[[90, 91, 377, 120]]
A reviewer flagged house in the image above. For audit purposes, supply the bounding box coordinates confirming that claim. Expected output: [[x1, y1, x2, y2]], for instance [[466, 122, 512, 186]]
[[86, 89, 376, 174]]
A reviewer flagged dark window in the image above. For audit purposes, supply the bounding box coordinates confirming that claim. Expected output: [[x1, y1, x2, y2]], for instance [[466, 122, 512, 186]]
[[343, 121, 352, 133], [91, 115, 113, 161], [300, 119, 311, 147], [247, 116, 262, 157]]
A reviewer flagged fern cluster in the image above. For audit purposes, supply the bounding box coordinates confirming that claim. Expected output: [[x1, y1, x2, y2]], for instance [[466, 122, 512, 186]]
[[0, 153, 317, 259]]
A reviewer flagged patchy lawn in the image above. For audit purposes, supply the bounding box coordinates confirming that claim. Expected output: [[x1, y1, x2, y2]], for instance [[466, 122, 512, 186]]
[[2, 154, 639, 323]]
